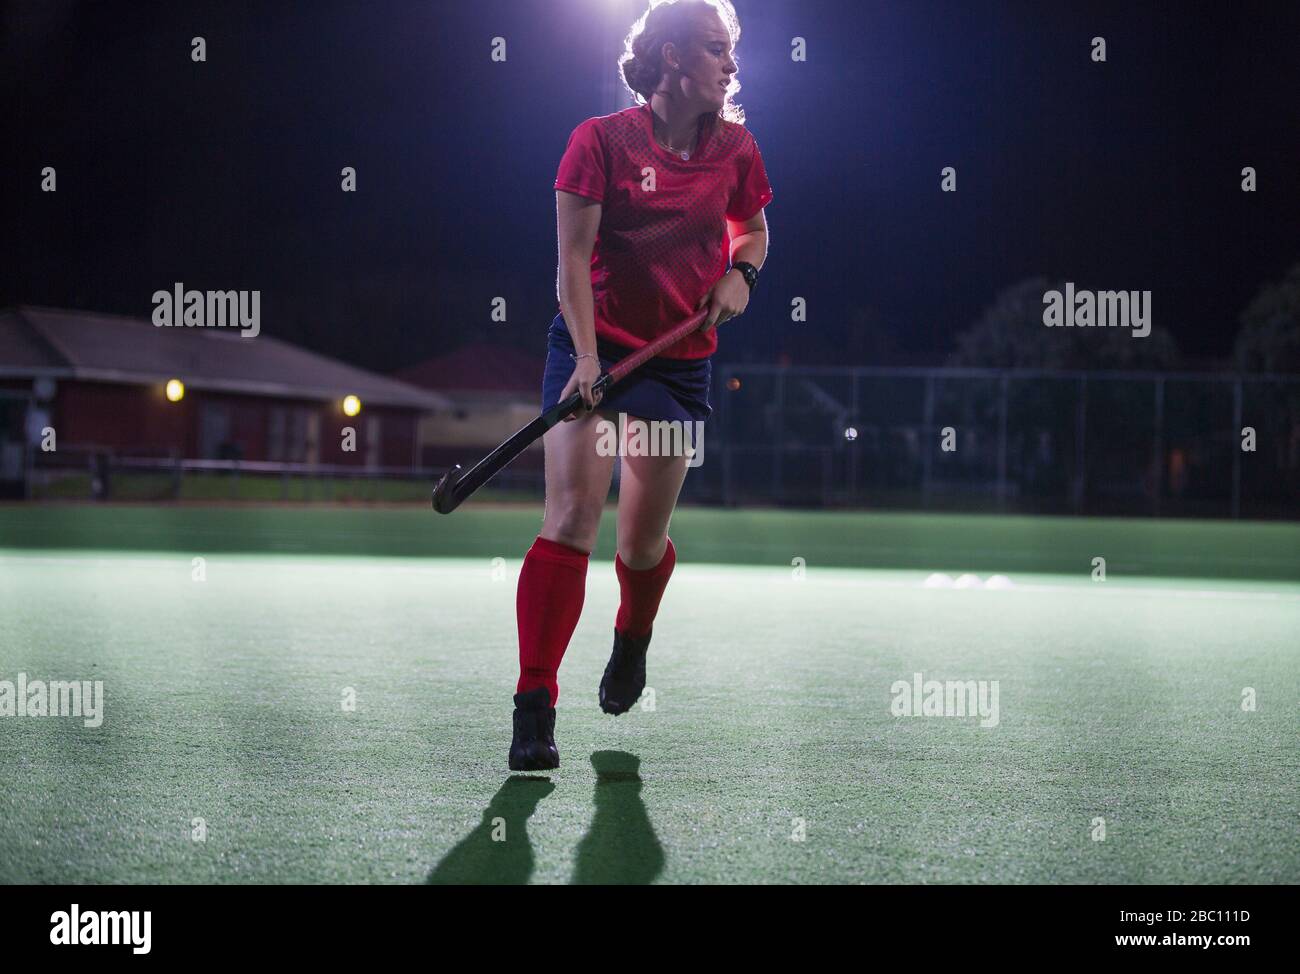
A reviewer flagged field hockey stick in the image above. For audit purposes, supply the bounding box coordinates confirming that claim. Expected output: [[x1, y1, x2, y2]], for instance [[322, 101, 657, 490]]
[[431, 307, 711, 514]]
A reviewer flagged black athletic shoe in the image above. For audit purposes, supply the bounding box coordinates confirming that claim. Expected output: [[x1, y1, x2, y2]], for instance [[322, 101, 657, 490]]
[[599, 627, 651, 715], [509, 686, 559, 771]]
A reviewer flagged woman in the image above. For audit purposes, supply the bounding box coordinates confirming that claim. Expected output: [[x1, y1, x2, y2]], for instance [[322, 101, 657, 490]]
[[510, 0, 773, 771]]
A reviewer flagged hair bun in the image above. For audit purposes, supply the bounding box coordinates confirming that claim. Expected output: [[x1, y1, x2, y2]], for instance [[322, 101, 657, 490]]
[[621, 49, 660, 101]]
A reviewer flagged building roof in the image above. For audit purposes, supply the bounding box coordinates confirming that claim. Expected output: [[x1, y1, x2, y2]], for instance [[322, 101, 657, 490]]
[[396, 343, 544, 396], [0, 306, 450, 411]]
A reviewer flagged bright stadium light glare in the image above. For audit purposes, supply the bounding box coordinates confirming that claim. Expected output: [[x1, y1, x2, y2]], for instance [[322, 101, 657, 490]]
[[165, 379, 185, 402], [342, 395, 362, 417]]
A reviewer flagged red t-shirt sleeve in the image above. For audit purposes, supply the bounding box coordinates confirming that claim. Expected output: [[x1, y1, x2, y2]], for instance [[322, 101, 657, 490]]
[[725, 136, 774, 222], [553, 118, 608, 203]]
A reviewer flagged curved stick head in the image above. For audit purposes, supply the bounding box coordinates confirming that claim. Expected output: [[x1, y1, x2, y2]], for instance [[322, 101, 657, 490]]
[[431, 464, 463, 514]]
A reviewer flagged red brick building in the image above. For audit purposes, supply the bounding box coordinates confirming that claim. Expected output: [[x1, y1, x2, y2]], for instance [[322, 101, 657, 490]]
[[0, 306, 448, 495], [396, 342, 545, 471]]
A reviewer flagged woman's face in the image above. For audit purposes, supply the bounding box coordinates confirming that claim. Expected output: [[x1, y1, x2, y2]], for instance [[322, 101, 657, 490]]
[[667, 13, 737, 111]]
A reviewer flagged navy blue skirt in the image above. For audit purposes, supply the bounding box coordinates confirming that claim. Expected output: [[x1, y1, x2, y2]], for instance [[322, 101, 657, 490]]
[[541, 314, 712, 424]]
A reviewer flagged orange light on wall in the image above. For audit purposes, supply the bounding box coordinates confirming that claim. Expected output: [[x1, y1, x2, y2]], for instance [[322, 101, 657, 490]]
[[165, 379, 185, 402], [342, 395, 362, 417]]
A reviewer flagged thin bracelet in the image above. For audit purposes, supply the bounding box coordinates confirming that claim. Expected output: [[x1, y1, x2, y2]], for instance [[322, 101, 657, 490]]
[[570, 352, 597, 363]]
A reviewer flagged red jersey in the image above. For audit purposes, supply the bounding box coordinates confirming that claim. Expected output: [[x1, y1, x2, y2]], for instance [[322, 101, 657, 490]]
[[553, 102, 773, 360]]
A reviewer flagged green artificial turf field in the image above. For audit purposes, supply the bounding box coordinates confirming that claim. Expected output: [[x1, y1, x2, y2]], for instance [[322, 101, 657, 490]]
[[1, 503, 1297, 884]]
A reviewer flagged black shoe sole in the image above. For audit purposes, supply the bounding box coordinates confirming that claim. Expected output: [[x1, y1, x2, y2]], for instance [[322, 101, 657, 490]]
[[508, 753, 559, 772], [508, 741, 559, 771], [598, 684, 637, 716]]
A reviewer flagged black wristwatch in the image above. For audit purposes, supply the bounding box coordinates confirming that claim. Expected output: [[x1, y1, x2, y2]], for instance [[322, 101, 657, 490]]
[[730, 260, 759, 292]]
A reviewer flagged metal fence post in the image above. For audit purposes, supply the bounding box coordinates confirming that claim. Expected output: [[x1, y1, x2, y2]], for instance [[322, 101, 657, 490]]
[[1232, 378, 1243, 518], [921, 373, 935, 507], [997, 374, 1009, 508], [1153, 377, 1164, 517], [774, 370, 785, 502], [23, 409, 33, 499], [822, 448, 832, 508], [849, 372, 859, 503], [719, 366, 732, 507], [1073, 376, 1087, 513]]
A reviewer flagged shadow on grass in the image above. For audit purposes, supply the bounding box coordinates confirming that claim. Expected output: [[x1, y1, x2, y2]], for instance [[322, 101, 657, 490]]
[[426, 751, 664, 885], [426, 775, 555, 885], [570, 750, 664, 885]]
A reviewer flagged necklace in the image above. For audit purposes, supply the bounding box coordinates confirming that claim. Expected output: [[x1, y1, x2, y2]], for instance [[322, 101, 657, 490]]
[[652, 115, 699, 160]]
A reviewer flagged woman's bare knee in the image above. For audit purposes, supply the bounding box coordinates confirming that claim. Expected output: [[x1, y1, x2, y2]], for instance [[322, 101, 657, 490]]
[[617, 534, 668, 569], [541, 496, 602, 552]]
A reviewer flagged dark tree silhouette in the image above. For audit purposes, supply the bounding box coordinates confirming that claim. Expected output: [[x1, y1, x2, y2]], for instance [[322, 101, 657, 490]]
[[946, 277, 1182, 371], [1234, 262, 1300, 374]]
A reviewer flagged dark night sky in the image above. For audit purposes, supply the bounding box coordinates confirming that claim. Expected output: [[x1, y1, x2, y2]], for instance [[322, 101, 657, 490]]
[[3, 0, 1298, 374]]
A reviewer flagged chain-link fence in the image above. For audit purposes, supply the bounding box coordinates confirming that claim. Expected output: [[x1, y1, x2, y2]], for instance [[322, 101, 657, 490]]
[[699, 366, 1300, 518], [18, 370, 1298, 518]]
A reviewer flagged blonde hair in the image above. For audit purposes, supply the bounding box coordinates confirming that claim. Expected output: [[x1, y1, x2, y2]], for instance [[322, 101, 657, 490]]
[[619, 0, 745, 126]]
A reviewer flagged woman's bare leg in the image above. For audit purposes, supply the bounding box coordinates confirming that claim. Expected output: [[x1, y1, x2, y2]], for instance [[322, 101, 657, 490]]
[[596, 417, 691, 715], [512, 405, 618, 730], [616, 420, 691, 567], [540, 407, 618, 552]]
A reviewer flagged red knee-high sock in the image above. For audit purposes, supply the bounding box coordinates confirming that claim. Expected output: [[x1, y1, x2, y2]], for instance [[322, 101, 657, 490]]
[[516, 535, 589, 705], [614, 537, 677, 638]]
